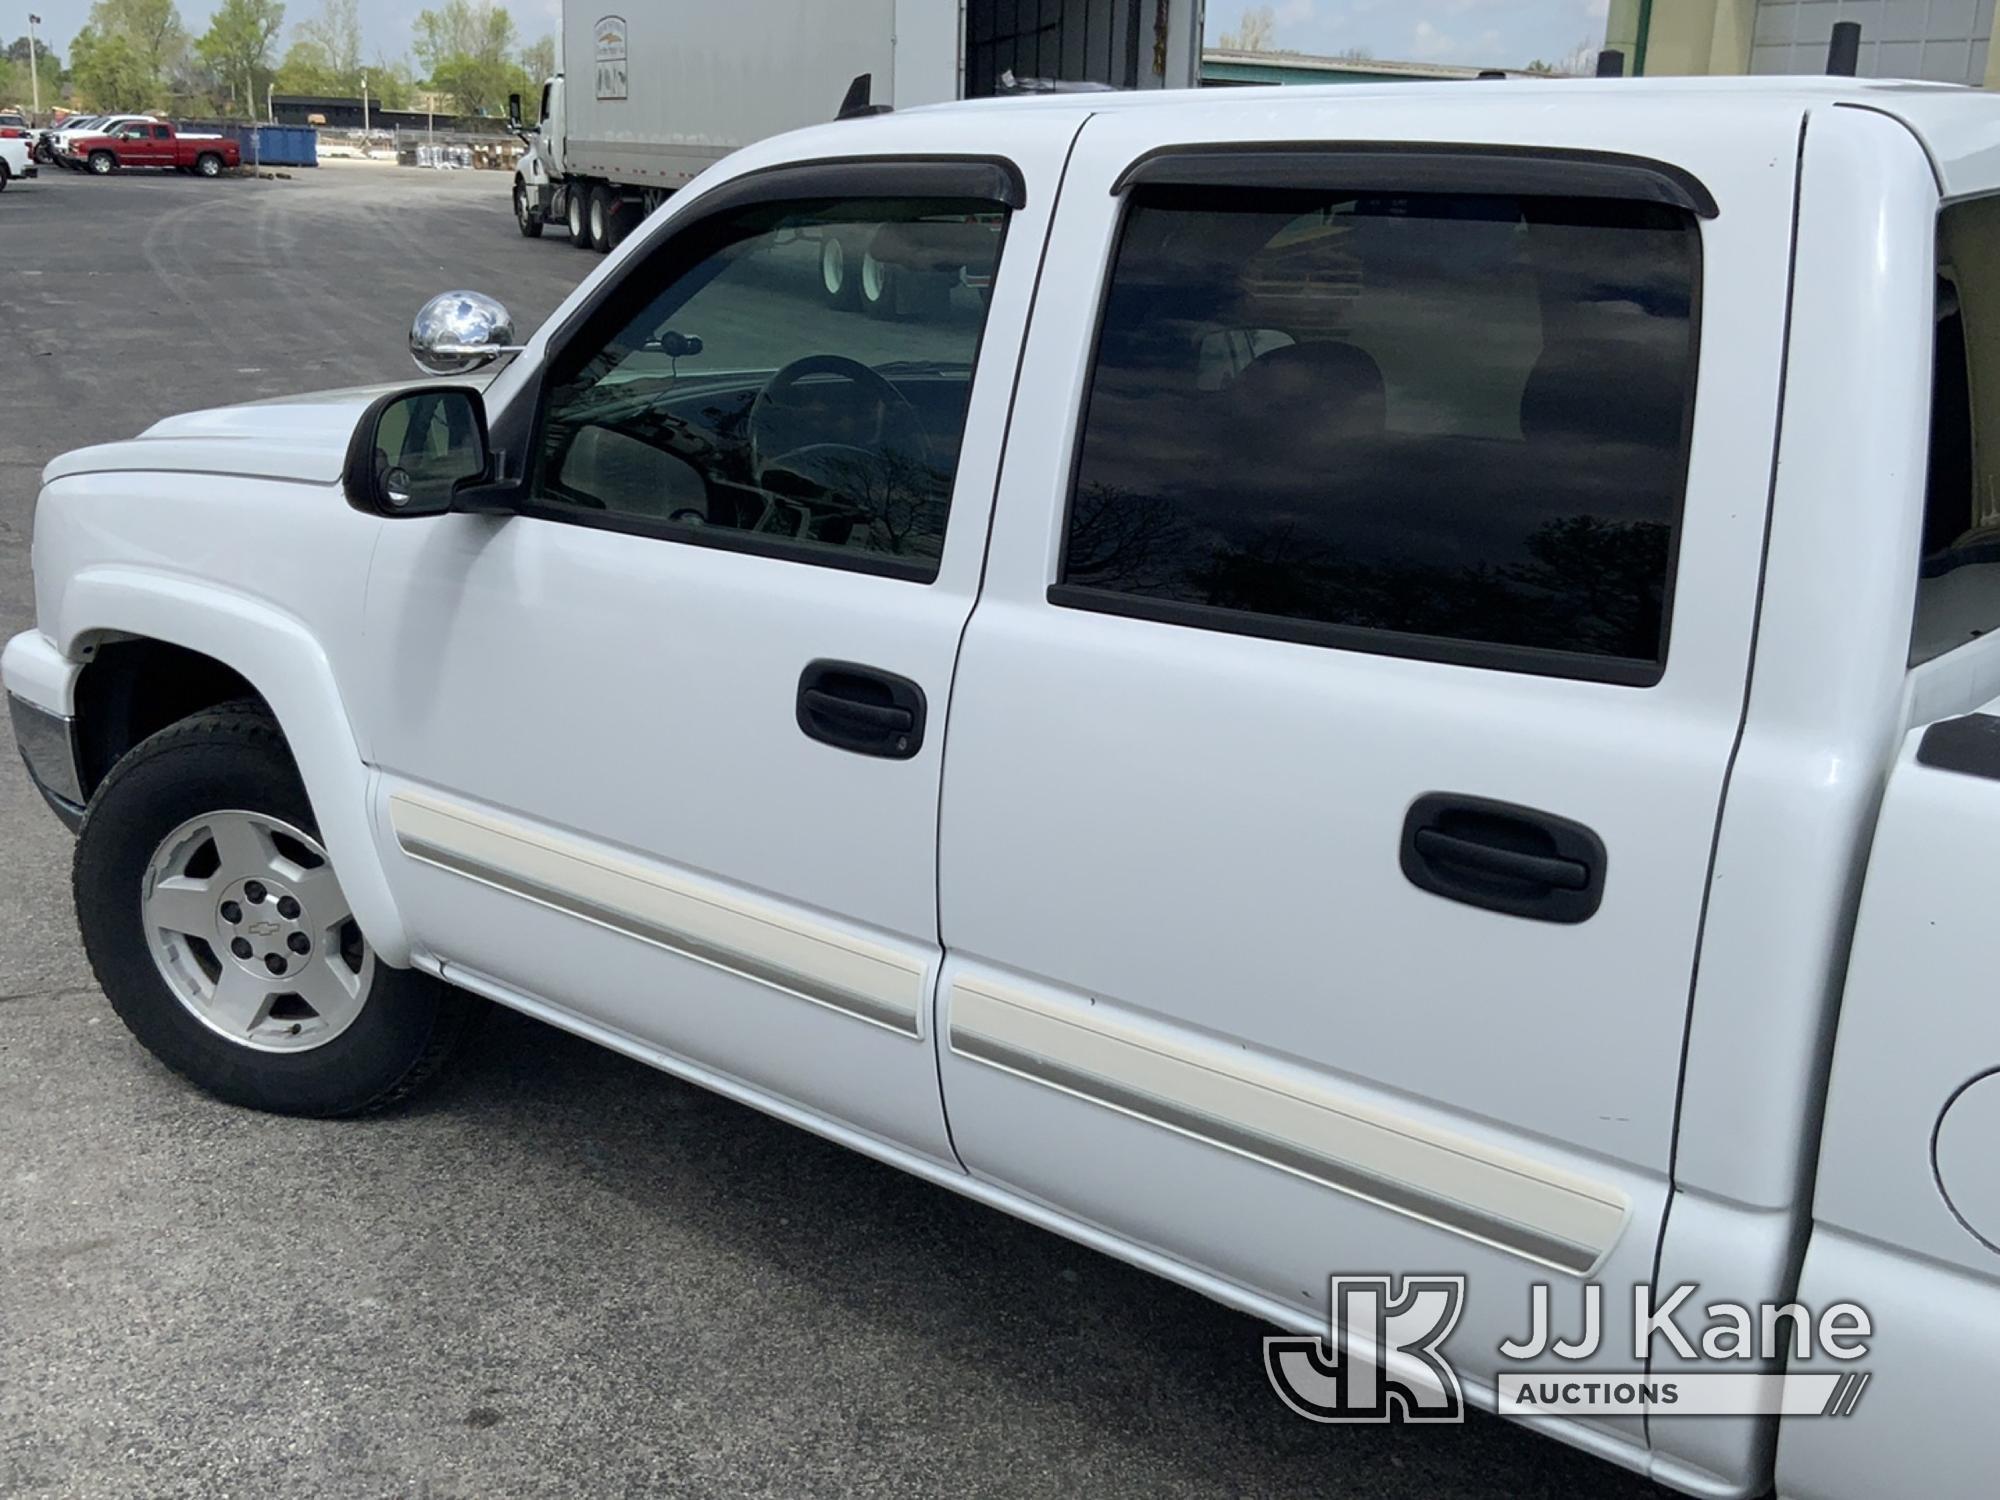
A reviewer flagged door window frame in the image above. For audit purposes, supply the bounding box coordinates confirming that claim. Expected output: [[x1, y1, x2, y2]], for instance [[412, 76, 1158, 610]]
[[1045, 144, 1712, 687], [490, 155, 1027, 583]]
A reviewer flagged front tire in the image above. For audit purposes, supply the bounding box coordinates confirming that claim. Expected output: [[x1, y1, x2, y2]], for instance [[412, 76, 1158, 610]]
[[73, 704, 474, 1117], [87, 150, 114, 176], [514, 179, 543, 237], [0, 162, 9, 192]]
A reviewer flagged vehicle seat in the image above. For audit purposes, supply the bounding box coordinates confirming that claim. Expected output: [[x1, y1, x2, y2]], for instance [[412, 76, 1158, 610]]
[[557, 426, 710, 521]]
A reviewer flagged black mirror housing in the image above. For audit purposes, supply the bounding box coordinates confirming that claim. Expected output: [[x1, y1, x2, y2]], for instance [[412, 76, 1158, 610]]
[[507, 92, 523, 130], [343, 385, 495, 517]]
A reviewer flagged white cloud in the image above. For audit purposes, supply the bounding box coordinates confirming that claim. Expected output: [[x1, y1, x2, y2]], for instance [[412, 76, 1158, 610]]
[[1412, 19, 1454, 57]]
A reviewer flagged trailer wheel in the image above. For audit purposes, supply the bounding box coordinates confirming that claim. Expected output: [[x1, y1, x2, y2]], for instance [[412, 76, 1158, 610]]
[[566, 184, 592, 249], [860, 249, 897, 319], [604, 194, 636, 252], [588, 183, 615, 253], [514, 179, 542, 238], [819, 233, 860, 310]]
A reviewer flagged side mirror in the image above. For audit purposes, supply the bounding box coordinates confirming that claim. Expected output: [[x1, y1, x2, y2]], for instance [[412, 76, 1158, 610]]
[[343, 386, 492, 517], [409, 289, 521, 376], [507, 92, 523, 131]]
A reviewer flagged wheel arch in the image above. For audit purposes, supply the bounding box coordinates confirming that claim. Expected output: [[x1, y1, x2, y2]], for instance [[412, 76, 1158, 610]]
[[56, 566, 412, 966], [72, 636, 261, 795]]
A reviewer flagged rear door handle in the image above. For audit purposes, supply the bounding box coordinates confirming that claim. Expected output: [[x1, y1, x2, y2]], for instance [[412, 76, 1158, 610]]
[[1400, 793, 1606, 923], [796, 659, 926, 759]]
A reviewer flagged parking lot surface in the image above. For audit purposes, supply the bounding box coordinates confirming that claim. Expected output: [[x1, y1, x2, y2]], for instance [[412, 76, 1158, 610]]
[[0, 165, 1661, 1498]]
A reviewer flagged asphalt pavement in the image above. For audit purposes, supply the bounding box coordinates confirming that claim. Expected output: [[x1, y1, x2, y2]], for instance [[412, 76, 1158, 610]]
[[0, 162, 1666, 1498]]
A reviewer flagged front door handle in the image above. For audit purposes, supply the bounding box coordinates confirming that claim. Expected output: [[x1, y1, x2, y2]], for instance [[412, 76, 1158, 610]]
[[796, 659, 926, 759], [1400, 793, 1606, 923]]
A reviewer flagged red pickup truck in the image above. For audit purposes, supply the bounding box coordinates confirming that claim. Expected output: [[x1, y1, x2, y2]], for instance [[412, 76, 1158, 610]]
[[70, 121, 238, 178]]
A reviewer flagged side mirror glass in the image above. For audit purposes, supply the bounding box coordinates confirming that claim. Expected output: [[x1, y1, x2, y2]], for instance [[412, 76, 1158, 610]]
[[507, 92, 523, 131], [409, 289, 519, 376], [343, 386, 491, 517]]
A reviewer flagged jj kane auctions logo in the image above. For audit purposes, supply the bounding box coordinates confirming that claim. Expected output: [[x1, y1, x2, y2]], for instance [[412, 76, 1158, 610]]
[[1267, 1277, 1873, 1423]]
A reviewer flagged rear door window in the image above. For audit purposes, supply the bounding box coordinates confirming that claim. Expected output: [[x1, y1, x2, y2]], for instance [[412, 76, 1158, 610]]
[[1916, 196, 2000, 665], [1055, 185, 1701, 682]]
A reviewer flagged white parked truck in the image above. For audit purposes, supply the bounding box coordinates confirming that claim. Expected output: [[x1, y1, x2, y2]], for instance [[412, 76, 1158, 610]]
[[11, 76, 2000, 1500], [0, 129, 34, 189], [511, 0, 1204, 274]]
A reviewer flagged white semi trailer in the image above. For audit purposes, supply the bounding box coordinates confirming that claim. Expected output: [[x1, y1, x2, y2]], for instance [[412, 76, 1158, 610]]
[[511, 0, 1205, 274]]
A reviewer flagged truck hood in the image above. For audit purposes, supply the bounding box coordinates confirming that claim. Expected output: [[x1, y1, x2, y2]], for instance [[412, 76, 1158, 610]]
[[41, 378, 494, 487]]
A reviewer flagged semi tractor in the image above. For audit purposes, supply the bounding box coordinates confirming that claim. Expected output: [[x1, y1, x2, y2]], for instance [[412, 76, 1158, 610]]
[[510, 0, 1204, 274]]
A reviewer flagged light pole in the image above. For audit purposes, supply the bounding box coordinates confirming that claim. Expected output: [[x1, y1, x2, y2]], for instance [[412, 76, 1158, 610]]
[[267, 81, 274, 123], [27, 13, 42, 118], [361, 74, 370, 145]]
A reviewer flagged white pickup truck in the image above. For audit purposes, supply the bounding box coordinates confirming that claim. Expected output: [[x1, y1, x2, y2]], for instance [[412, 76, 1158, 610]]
[[0, 129, 34, 189], [6, 77, 1998, 1498]]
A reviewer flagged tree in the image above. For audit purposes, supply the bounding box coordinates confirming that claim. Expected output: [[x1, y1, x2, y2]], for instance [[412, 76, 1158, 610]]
[[520, 32, 554, 86], [413, 0, 527, 118], [6, 33, 54, 65], [1559, 35, 1599, 76], [273, 5, 412, 107], [274, 35, 338, 94], [298, 0, 360, 78], [69, 24, 158, 110], [366, 57, 417, 109], [1217, 5, 1276, 52], [1527, 35, 1600, 77], [89, 0, 187, 86], [3, 35, 61, 109], [195, 0, 286, 114]]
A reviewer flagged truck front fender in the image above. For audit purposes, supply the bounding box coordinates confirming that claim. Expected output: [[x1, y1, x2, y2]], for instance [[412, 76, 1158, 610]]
[[56, 565, 412, 967]]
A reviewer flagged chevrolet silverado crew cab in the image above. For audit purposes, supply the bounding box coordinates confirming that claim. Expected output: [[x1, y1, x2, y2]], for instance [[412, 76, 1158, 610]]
[[66, 119, 237, 177], [6, 78, 1998, 1499]]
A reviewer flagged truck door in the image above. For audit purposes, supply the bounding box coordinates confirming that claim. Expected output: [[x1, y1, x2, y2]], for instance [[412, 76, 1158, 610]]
[[358, 115, 1085, 1165], [935, 95, 1801, 1443], [109, 122, 154, 167]]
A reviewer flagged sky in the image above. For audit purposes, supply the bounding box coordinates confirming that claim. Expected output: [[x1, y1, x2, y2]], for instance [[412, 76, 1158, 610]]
[[1207, 0, 1612, 69], [18, 1, 1609, 77]]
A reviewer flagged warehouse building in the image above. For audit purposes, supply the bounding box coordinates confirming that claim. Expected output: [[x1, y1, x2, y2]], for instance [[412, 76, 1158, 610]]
[[1606, 0, 1997, 88]]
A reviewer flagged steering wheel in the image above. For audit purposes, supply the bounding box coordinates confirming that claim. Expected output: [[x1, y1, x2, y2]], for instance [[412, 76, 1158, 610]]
[[747, 355, 932, 503]]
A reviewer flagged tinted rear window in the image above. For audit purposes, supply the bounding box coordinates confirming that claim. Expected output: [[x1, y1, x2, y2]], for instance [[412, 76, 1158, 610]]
[[1915, 197, 2000, 665], [1057, 186, 1701, 681]]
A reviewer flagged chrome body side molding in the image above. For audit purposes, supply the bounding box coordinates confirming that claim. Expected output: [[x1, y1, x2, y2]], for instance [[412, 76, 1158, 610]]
[[949, 974, 1628, 1275], [389, 791, 928, 1037]]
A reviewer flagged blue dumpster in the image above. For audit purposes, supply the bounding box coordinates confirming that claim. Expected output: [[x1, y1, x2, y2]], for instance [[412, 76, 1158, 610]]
[[228, 124, 318, 168]]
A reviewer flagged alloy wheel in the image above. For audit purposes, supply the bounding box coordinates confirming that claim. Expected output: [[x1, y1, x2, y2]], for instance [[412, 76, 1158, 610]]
[[140, 809, 373, 1053]]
